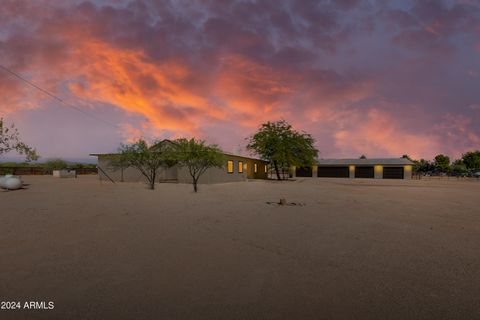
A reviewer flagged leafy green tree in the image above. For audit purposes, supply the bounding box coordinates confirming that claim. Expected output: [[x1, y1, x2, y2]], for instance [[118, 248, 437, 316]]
[[43, 159, 69, 172], [434, 154, 450, 173], [173, 138, 225, 192], [451, 159, 468, 176], [247, 120, 318, 180], [0, 162, 33, 167], [115, 139, 176, 190], [0, 118, 38, 161], [413, 159, 433, 174], [462, 151, 480, 171]]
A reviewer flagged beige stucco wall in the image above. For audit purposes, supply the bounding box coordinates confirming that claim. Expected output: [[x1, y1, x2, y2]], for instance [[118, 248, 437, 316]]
[[97, 156, 177, 183], [374, 165, 383, 179], [349, 165, 355, 178], [177, 155, 267, 184], [96, 155, 267, 184], [177, 166, 246, 184], [404, 165, 413, 180]]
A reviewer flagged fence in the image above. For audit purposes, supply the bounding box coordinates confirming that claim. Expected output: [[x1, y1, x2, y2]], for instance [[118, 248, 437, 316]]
[[0, 167, 98, 175], [413, 174, 480, 181]]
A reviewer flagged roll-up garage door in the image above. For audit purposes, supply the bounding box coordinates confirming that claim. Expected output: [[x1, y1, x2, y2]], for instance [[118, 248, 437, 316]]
[[383, 167, 404, 179], [355, 166, 374, 178], [317, 166, 349, 178], [296, 166, 313, 177]]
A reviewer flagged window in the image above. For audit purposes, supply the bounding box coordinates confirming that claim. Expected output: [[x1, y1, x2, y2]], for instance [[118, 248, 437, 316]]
[[238, 161, 243, 173], [254, 163, 258, 173], [227, 160, 234, 173], [265, 165, 268, 173]]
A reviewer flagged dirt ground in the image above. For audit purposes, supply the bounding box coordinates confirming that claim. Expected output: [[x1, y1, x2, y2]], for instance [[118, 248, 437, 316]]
[[1, 175, 480, 320]]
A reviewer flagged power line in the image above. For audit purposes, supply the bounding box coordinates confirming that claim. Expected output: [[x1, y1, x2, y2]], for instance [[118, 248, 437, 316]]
[[0, 64, 119, 129]]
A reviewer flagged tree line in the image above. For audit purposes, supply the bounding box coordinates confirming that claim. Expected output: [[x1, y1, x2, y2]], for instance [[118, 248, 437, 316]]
[[405, 152, 480, 176], [0, 159, 97, 170]]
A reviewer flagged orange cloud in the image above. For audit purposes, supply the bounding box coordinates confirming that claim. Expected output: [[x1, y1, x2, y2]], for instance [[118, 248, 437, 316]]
[[0, 72, 47, 116], [333, 108, 439, 159], [67, 41, 226, 138], [213, 54, 293, 127], [2, 0, 479, 160]]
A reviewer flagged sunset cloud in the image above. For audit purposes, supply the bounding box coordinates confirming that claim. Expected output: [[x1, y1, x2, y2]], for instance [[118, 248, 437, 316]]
[[1, 0, 479, 160]]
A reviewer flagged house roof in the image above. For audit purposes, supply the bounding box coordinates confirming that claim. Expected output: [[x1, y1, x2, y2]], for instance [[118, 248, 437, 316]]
[[90, 151, 266, 162], [90, 139, 266, 162], [317, 158, 414, 166], [221, 152, 266, 162]]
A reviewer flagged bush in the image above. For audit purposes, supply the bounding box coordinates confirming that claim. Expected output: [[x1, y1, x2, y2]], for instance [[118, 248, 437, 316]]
[[42, 159, 69, 172]]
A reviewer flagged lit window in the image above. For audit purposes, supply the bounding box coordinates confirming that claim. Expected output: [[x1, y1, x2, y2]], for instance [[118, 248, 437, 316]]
[[265, 165, 268, 172], [227, 160, 234, 173], [238, 161, 243, 173], [254, 163, 258, 173]]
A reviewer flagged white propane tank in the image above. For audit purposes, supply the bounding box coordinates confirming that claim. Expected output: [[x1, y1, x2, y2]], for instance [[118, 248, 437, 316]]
[[0, 175, 23, 190], [5, 177, 23, 190], [0, 176, 7, 188]]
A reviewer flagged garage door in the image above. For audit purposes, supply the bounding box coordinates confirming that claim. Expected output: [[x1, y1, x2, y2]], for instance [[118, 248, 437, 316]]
[[355, 166, 374, 178], [317, 166, 349, 178], [296, 166, 312, 177], [383, 167, 404, 179]]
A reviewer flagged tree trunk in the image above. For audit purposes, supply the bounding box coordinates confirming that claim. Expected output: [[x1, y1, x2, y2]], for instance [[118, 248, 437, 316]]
[[273, 160, 281, 180], [193, 178, 198, 192], [150, 169, 156, 190]]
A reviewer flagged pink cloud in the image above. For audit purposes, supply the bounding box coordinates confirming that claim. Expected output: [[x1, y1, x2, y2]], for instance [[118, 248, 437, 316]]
[[1, 0, 479, 160], [331, 108, 439, 159]]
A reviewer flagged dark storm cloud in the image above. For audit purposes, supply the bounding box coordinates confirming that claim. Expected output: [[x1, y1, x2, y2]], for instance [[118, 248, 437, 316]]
[[0, 0, 479, 158]]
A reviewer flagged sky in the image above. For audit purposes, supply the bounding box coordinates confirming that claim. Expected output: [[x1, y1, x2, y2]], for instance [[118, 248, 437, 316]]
[[1, 0, 479, 162]]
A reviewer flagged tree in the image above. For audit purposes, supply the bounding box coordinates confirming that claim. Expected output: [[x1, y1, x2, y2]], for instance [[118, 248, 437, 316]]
[[115, 140, 176, 190], [413, 158, 433, 174], [247, 120, 318, 180], [434, 154, 450, 173], [0, 118, 38, 161], [462, 151, 480, 171], [43, 158, 68, 173], [173, 138, 225, 192], [451, 159, 468, 176]]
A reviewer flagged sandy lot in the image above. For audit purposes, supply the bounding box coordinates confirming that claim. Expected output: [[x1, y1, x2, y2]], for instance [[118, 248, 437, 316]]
[[1, 175, 480, 320]]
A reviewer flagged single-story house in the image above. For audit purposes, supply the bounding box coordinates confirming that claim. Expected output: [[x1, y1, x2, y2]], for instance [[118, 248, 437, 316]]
[[90, 142, 269, 184], [293, 158, 413, 179]]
